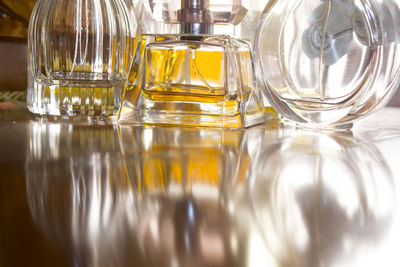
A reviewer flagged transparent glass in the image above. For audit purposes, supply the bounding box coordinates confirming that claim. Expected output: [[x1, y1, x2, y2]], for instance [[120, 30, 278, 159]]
[[118, 34, 268, 128], [142, 0, 248, 24], [27, 0, 133, 117], [118, 0, 273, 128], [127, 0, 268, 46], [255, 0, 400, 126]]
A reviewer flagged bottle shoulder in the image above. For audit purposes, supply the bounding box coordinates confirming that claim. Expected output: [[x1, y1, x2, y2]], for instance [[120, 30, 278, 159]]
[[139, 34, 251, 50]]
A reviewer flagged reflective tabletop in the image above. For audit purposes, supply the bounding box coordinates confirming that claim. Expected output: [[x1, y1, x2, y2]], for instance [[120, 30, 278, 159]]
[[1, 107, 400, 267]]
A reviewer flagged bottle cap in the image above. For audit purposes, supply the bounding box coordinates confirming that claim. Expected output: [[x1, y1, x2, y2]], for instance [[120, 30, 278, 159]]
[[135, 0, 261, 39]]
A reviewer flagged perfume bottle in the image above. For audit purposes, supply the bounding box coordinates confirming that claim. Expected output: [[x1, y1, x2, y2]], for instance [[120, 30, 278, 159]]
[[255, 0, 400, 127], [118, 0, 269, 128], [27, 0, 133, 117]]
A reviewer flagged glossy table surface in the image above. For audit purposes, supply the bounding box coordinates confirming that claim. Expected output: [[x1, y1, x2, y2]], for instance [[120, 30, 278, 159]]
[[1, 107, 400, 267]]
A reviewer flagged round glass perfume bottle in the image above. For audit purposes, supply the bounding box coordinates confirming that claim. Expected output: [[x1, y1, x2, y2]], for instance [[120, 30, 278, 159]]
[[255, 0, 400, 127], [27, 0, 134, 117]]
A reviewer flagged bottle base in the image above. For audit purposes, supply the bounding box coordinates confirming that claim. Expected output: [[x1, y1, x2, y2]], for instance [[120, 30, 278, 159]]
[[27, 81, 121, 117], [117, 98, 273, 129]]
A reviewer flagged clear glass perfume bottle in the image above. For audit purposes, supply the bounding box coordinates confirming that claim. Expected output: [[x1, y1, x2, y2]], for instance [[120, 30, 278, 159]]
[[255, 0, 400, 127], [27, 0, 133, 117], [118, 0, 270, 128]]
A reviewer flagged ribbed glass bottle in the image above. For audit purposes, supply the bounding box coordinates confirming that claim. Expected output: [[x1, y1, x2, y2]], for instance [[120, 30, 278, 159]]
[[27, 0, 133, 117]]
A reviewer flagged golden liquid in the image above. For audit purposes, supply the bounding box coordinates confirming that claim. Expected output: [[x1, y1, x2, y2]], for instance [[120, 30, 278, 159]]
[[143, 45, 227, 103], [30, 80, 116, 116], [28, 34, 132, 116]]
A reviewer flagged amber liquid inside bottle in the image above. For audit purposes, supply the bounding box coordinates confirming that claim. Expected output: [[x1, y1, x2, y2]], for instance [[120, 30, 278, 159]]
[[119, 34, 268, 128], [143, 41, 227, 103]]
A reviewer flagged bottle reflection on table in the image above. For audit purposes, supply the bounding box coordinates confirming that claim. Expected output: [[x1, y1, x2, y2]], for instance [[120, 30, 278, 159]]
[[25, 121, 258, 267], [247, 130, 397, 267], [25, 119, 398, 267]]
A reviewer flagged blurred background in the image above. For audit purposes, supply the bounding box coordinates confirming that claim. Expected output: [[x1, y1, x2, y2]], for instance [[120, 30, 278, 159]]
[[0, 0, 399, 107], [0, 0, 35, 104]]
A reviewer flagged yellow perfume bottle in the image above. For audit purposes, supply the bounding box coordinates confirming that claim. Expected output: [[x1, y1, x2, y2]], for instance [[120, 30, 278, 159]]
[[118, 0, 270, 128]]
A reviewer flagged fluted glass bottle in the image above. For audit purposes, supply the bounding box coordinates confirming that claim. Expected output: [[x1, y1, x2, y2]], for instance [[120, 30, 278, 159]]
[[27, 0, 133, 117]]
